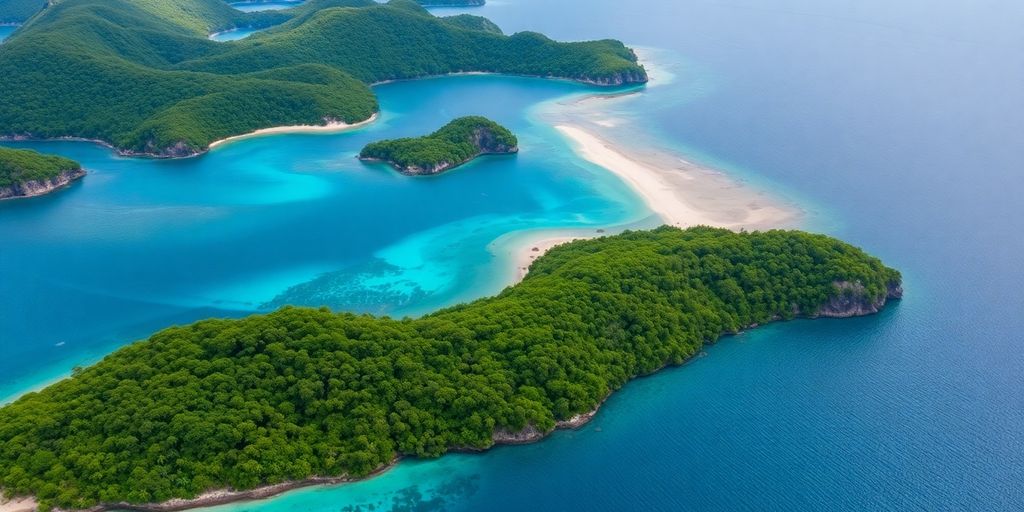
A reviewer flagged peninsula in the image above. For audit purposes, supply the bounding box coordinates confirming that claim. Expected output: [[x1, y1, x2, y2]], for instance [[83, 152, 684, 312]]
[[0, 147, 84, 200], [0, 227, 901, 511], [359, 116, 518, 175], [0, 0, 647, 157]]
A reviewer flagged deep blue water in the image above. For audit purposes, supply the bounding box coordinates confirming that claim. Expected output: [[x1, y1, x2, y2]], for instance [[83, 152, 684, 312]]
[[4, 0, 1024, 510]]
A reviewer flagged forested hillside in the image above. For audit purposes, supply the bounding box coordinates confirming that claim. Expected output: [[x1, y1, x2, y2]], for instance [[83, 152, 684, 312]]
[[0, 0, 647, 156], [0, 227, 901, 510]]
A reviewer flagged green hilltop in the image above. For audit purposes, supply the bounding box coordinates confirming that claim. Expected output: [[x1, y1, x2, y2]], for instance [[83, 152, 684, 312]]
[[0, 0, 647, 157], [0, 227, 901, 510], [360, 116, 519, 175], [0, 146, 81, 189]]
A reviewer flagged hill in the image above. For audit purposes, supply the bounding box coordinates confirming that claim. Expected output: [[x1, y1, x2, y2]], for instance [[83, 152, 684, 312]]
[[0, 0, 647, 157]]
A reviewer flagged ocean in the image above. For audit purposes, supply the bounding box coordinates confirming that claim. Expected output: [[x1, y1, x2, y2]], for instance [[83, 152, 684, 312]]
[[2, 0, 1022, 509]]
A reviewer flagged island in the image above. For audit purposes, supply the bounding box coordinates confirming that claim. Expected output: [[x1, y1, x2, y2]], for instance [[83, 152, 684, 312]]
[[359, 116, 518, 175], [0, 147, 84, 200], [0, 226, 902, 511], [0, 0, 647, 158]]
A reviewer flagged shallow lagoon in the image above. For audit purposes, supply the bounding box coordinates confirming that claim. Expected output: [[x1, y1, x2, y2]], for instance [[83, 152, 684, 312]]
[[0, 74, 655, 402]]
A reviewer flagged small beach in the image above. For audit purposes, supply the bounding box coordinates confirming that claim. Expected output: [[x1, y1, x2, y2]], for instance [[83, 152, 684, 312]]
[[0, 497, 36, 512], [208, 113, 379, 150]]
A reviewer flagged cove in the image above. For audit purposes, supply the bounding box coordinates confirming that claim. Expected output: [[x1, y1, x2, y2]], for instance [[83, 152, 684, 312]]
[[0, 73, 656, 404]]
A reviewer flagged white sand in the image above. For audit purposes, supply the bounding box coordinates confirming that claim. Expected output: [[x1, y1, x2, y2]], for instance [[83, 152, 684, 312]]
[[555, 124, 802, 231], [208, 113, 378, 149], [0, 496, 36, 512], [512, 235, 581, 281], [503, 122, 803, 283]]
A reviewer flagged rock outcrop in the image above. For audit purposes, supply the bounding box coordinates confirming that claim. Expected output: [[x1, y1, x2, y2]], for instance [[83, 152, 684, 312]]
[[815, 279, 903, 318], [0, 168, 85, 200]]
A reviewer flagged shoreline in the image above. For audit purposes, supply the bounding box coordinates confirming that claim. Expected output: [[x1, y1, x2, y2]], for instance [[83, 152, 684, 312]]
[[0, 497, 35, 512], [0, 69, 644, 160], [494, 46, 802, 281], [555, 124, 803, 231], [7, 404, 606, 512], [0, 168, 86, 201], [207, 113, 379, 150]]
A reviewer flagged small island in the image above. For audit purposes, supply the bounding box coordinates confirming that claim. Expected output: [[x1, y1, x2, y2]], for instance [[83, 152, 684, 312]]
[[0, 147, 84, 200], [0, 227, 901, 511], [359, 116, 518, 175]]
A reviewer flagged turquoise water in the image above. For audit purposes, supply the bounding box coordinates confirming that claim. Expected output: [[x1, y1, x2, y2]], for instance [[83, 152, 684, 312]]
[[228, 1, 304, 12], [4, 0, 1024, 510], [210, 27, 266, 41], [0, 25, 17, 43], [0, 74, 652, 401]]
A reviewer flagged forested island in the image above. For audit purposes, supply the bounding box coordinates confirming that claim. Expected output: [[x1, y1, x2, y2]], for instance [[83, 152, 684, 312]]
[[0, 227, 901, 510], [0, 147, 84, 200], [360, 116, 518, 175], [0, 0, 647, 157]]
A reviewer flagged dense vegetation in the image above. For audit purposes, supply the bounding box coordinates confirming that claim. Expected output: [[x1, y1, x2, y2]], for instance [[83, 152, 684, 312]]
[[360, 116, 518, 174], [0, 0, 646, 156], [0, 227, 901, 509], [0, 147, 81, 189]]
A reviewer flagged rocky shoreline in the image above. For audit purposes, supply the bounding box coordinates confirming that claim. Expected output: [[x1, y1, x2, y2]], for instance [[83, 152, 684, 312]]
[[0, 168, 86, 200], [362, 147, 519, 176]]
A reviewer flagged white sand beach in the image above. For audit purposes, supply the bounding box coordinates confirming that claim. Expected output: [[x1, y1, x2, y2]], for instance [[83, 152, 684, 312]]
[[555, 124, 801, 231], [208, 113, 379, 149], [0, 496, 36, 512]]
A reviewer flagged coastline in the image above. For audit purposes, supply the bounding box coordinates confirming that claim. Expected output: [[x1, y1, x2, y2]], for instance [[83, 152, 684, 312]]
[[0, 168, 86, 201], [207, 113, 379, 150], [494, 47, 803, 281], [497, 122, 804, 283], [8, 404, 605, 512], [0, 497, 35, 512], [554, 124, 803, 231]]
